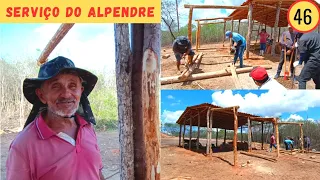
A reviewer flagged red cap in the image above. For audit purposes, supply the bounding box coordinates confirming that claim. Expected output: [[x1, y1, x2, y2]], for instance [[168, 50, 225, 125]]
[[249, 66, 268, 81]]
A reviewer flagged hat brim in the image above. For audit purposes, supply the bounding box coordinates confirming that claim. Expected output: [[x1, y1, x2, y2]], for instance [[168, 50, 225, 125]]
[[23, 67, 98, 104]]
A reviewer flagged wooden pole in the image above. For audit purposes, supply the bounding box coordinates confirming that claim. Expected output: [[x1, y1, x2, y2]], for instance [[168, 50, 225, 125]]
[[254, 3, 288, 11], [233, 107, 238, 167], [261, 122, 264, 150], [176, 0, 179, 32], [230, 19, 234, 48], [197, 111, 201, 150], [189, 117, 193, 150], [188, 8, 193, 45], [206, 108, 210, 155], [183, 118, 186, 148], [275, 118, 280, 157], [209, 111, 213, 155], [300, 124, 304, 152], [241, 126, 243, 142], [223, 20, 226, 47], [196, 21, 200, 52], [246, 2, 253, 59], [271, 1, 281, 56], [184, 4, 248, 9], [238, 19, 241, 33], [37, 23, 74, 65], [216, 128, 218, 147], [278, 27, 281, 42], [224, 129, 227, 143], [248, 117, 252, 152], [179, 124, 182, 147], [195, 17, 231, 21], [199, 25, 201, 48]]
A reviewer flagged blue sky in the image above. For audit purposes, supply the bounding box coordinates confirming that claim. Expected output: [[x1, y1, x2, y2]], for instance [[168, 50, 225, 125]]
[[161, 90, 320, 124], [0, 23, 115, 73]]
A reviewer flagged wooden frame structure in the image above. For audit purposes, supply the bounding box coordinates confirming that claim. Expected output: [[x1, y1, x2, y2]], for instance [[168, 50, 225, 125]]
[[36, 23, 161, 180], [277, 122, 304, 152], [176, 103, 278, 167]]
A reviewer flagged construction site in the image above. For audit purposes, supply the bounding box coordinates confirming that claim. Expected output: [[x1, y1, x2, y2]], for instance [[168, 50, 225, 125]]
[[161, 0, 320, 89], [161, 103, 320, 180]]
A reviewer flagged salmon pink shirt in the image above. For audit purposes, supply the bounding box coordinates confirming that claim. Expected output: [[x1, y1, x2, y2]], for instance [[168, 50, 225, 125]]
[[259, 32, 270, 43], [6, 113, 103, 180]]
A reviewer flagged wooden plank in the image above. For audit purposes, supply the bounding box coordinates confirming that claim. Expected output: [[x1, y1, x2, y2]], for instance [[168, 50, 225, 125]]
[[161, 65, 273, 85], [230, 63, 242, 89], [233, 107, 239, 167], [184, 4, 249, 9], [272, 1, 281, 56], [240, 152, 277, 162], [196, 17, 231, 21], [37, 23, 74, 65], [188, 8, 193, 45], [246, 2, 253, 59]]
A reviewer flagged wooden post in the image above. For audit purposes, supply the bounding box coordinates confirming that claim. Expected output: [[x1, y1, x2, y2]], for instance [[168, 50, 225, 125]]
[[300, 124, 304, 152], [223, 20, 226, 47], [241, 126, 243, 142], [216, 128, 218, 147], [188, 8, 193, 45], [238, 19, 241, 33], [246, 2, 253, 59], [189, 117, 193, 150], [224, 129, 227, 143], [271, 1, 281, 56], [261, 122, 264, 150], [233, 107, 238, 167], [197, 111, 201, 150], [183, 118, 186, 148], [199, 25, 201, 48], [206, 108, 210, 155], [271, 28, 273, 39], [248, 117, 252, 152], [278, 27, 281, 42], [275, 118, 280, 157], [196, 21, 200, 52], [209, 111, 213, 155], [230, 19, 234, 48], [179, 124, 182, 147]]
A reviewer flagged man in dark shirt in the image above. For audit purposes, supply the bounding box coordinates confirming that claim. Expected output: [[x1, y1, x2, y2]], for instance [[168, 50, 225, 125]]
[[172, 36, 195, 74], [295, 32, 320, 89]]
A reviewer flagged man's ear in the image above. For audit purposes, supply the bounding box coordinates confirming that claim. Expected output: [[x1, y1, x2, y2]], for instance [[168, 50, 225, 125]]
[[81, 86, 84, 93], [35, 88, 47, 104]]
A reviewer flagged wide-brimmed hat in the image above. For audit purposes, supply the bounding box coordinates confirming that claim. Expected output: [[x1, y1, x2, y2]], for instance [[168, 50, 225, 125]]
[[23, 56, 98, 104]]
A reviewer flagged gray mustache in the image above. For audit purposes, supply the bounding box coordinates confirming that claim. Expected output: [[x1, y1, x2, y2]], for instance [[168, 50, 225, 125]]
[[56, 99, 76, 103]]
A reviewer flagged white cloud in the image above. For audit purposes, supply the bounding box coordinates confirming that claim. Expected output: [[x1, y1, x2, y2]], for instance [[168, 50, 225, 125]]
[[167, 95, 175, 99], [211, 90, 320, 117], [171, 100, 182, 106], [285, 114, 304, 121], [161, 110, 184, 123], [30, 24, 115, 73]]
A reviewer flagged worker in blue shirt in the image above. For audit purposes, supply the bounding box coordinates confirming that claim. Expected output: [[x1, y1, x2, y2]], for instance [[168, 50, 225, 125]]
[[284, 137, 294, 150], [225, 31, 246, 68]]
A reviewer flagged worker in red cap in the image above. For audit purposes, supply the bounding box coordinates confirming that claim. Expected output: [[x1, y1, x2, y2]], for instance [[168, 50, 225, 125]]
[[250, 66, 287, 90]]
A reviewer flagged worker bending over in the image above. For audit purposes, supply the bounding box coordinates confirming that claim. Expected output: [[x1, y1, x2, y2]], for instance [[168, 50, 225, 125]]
[[172, 36, 195, 74], [225, 31, 246, 68]]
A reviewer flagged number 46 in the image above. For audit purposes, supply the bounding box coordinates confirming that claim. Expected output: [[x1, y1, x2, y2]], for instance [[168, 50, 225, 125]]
[[294, 9, 312, 25]]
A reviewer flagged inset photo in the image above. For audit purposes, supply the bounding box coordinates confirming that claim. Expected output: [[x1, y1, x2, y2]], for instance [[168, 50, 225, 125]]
[[161, 89, 320, 179], [161, 0, 320, 90]]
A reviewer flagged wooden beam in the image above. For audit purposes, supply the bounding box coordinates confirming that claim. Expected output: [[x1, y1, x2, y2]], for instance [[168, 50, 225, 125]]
[[261, 122, 264, 150], [196, 17, 232, 21], [230, 63, 242, 89], [275, 118, 280, 157], [233, 107, 239, 167], [188, 8, 193, 45], [278, 122, 303, 125], [216, 128, 218, 147], [254, 3, 288, 11], [271, 1, 281, 56], [240, 152, 277, 162], [246, 2, 253, 59], [161, 65, 272, 85], [197, 111, 201, 150], [184, 4, 249, 9], [209, 110, 213, 155], [223, 21, 226, 47], [189, 117, 193, 150], [201, 21, 225, 25], [300, 124, 304, 153], [210, 106, 240, 111], [238, 20, 241, 33], [179, 124, 182, 147], [248, 117, 252, 152], [37, 23, 74, 65], [206, 108, 210, 155]]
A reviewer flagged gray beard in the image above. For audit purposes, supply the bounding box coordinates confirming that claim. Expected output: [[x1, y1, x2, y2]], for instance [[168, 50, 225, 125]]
[[48, 103, 79, 118]]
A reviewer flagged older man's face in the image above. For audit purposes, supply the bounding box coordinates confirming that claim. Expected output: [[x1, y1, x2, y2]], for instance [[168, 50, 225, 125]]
[[36, 73, 84, 117]]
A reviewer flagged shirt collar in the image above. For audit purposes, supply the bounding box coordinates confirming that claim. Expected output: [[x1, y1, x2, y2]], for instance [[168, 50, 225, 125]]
[[35, 113, 89, 140]]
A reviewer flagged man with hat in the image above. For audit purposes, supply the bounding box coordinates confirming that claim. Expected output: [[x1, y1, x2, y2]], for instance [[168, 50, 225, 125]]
[[250, 66, 286, 90], [172, 36, 195, 74], [274, 25, 297, 79], [6, 56, 105, 180], [225, 31, 246, 68]]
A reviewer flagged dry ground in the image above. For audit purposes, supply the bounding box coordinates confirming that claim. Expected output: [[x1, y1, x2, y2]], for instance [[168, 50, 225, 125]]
[[0, 131, 120, 180], [161, 43, 315, 90], [161, 136, 320, 180]]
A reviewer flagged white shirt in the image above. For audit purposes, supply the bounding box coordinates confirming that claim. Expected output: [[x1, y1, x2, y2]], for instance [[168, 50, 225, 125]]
[[259, 78, 287, 91]]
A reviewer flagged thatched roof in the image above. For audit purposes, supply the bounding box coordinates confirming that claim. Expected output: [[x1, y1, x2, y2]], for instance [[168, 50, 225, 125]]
[[176, 103, 275, 130], [228, 0, 296, 27]]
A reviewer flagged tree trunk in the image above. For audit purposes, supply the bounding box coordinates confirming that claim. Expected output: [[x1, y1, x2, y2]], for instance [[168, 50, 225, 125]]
[[271, 2, 281, 56], [246, 2, 253, 59], [176, 0, 180, 32]]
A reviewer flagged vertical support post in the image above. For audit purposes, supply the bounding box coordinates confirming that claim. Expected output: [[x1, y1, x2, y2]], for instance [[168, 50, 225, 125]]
[[300, 124, 304, 153], [179, 124, 182, 147], [246, 2, 253, 59], [206, 108, 210, 155], [278, 27, 281, 42], [216, 128, 218, 147], [275, 118, 280, 157], [189, 117, 193, 150], [271, 28, 273, 39], [261, 122, 264, 150], [247, 117, 252, 152], [230, 19, 234, 48], [183, 118, 186, 148], [199, 25, 202, 48], [238, 19, 241, 33], [224, 129, 227, 143], [188, 7, 193, 45], [223, 20, 226, 47], [241, 126, 243, 142], [272, 1, 281, 56], [209, 111, 213, 155], [196, 21, 200, 52], [197, 111, 200, 150], [233, 107, 238, 167]]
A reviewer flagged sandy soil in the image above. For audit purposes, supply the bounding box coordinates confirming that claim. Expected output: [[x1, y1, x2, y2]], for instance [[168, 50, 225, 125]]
[[0, 131, 120, 180], [161, 136, 320, 180], [161, 43, 315, 90]]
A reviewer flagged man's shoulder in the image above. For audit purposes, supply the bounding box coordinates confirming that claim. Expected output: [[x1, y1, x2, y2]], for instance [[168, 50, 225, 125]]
[[10, 122, 38, 150]]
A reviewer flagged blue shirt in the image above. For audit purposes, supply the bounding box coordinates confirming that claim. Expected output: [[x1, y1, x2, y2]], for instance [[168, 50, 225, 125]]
[[284, 139, 294, 145], [232, 32, 246, 47]]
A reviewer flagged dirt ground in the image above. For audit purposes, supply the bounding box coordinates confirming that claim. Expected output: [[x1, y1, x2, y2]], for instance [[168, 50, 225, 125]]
[[0, 131, 120, 180], [161, 43, 315, 90], [161, 136, 320, 180]]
